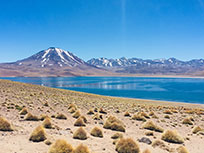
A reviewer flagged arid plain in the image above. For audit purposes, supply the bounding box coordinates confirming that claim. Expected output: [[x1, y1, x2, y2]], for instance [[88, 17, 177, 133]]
[[0, 79, 204, 153]]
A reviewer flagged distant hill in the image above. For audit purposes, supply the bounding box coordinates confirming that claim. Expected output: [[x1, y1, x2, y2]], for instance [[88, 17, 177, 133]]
[[0, 47, 109, 77]]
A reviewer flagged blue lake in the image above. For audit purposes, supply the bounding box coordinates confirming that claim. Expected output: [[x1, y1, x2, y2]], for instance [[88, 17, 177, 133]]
[[1, 77, 204, 104]]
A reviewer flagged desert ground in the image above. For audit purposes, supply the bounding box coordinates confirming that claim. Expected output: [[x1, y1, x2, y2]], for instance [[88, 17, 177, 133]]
[[0, 79, 204, 153]]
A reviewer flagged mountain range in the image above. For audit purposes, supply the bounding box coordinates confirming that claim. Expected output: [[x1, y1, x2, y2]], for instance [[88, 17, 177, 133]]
[[0, 47, 204, 77], [87, 57, 204, 75], [0, 47, 110, 77]]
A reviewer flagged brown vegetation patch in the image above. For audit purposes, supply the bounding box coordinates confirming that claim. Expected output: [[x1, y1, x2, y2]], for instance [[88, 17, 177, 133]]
[[73, 127, 87, 140], [161, 130, 184, 144], [104, 116, 125, 132], [0, 116, 13, 131], [29, 125, 46, 142], [90, 126, 103, 138], [116, 138, 140, 153], [25, 113, 39, 121], [74, 144, 90, 153], [56, 113, 67, 120], [143, 121, 163, 132], [49, 139, 73, 153]]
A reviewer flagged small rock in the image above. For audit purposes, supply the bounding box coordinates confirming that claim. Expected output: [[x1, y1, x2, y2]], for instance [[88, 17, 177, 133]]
[[138, 137, 152, 145]]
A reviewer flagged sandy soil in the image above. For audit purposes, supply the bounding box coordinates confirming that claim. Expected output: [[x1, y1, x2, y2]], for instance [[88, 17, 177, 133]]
[[0, 79, 204, 153]]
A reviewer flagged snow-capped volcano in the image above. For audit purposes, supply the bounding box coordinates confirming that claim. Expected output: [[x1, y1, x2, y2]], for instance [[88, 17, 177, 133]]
[[0, 47, 109, 77], [16, 47, 85, 68]]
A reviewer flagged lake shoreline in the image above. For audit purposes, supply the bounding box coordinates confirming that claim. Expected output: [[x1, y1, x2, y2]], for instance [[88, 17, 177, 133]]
[[1, 76, 204, 105], [1, 78, 204, 108]]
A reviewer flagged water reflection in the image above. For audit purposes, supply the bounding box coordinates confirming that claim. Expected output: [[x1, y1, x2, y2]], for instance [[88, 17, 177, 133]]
[[1, 77, 204, 104]]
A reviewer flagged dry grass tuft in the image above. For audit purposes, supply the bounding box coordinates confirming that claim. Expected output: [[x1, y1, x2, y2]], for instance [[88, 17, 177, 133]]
[[49, 139, 73, 153], [152, 114, 159, 119], [116, 138, 140, 153], [149, 112, 155, 116], [164, 115, 170, 119], [0, 116, 13, 131], [72, 110, 81, 119], [192, 126, 203, 134], [42, 117, 52, 129], [152, 140, 165, 148], [143, 149, 151, 153], [132, 114, 146, 121], [139, 112, 150, 119], [152, 140, 171, 152], [177, 146, 189, 153], [74, 144, 90, 153], [56, 113, 67, 120], [29, 125, 46, 142], [69, 108, 76, 114], [79, 115, 87, 123], [25, 113, 39, 121], [124, 112, 131, 117], [104, 116, 125, 132], [163, 110, 172, 115], [87, 109, 94, 115], [73, 127, 87, 140], [93, 113, 102, 120], [111, 133, 123, 139], [161, 130, 184, 144], [19, 107, 28, 115], [143, 121, 163, 132], [74, 117, 86, 127], [182, 118, 193, 125], [99, 108, 107, 114], [43, 102, 49, 106], [45, 139, 52, 145], [40, 114, 49, 121], [90, 126, 103, 138], [145, 131, 154, 136], [68, 103, 77, 110]]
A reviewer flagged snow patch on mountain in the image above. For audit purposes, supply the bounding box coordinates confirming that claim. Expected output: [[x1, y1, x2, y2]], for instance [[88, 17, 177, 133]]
[[15, 47, 86, 68]]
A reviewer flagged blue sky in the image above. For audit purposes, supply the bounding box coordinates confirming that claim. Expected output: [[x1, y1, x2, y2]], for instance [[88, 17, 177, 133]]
[[0, 0, 204, 62]]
